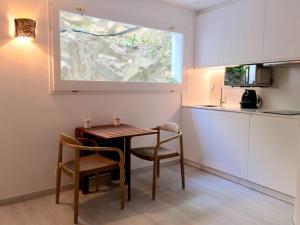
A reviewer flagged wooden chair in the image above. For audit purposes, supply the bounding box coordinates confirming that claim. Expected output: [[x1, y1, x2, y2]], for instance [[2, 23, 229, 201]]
[[131, 123, 185, 200], [56, 133, 125, 224]]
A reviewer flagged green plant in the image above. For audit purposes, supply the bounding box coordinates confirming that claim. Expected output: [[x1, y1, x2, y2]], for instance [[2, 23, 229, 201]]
[[225, 65, 247, 85], [225, 65, 247, 75]]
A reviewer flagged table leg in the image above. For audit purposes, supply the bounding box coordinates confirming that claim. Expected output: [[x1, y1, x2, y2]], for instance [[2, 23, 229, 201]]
[[80, 177, 89, 194], [124, 137, 131, 201], [75, 129, 90, 194]]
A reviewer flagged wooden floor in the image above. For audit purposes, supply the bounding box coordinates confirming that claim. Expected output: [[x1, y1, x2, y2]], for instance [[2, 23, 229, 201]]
[[0, 164, 295, 225]]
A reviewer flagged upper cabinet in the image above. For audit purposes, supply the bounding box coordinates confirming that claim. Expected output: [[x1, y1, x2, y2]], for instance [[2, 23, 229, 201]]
[[195, 0, 300, 67], [263, 0, 300, 62], [196, 0, 265, 67], [195, 8, 225, 67], [223, 0, 265, 65]]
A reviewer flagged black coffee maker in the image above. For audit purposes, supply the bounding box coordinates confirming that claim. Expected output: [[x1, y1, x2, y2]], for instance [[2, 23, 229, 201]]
[[240, 89, 262, 109]]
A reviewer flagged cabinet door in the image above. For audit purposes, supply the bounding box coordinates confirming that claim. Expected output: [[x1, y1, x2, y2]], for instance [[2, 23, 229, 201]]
[[248, 115, 299, 196], [195, 9, 225, 67], [182, 108, 211, 167], [210, 111, 250, 179], [264, 0, 300, 62], [223, 0, 265, 65]]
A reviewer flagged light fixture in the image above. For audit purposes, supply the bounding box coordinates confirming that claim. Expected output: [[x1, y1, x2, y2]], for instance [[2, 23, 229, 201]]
[[14, 18, 36, 39]]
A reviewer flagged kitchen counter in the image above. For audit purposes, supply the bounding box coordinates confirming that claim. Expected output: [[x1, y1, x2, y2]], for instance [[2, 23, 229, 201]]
[[183, 104, 300, 199], [182, 104, 300, 120]]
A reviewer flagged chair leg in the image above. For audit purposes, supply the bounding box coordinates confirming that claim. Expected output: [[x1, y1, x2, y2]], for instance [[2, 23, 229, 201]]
[[95, 173, 99, 192], [157, 160, 160, 178], [180, 155, 185, 189], [55, 166, 61, 204], [74, 174, 80, 224], [152, 160, 158, 200], [119, 165, 125, 209]]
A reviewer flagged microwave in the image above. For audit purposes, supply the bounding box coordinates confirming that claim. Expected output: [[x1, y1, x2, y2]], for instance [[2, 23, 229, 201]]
[[224, 64, 273, 87]]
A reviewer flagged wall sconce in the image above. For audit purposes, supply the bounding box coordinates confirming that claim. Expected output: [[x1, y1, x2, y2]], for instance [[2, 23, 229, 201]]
[[14, 18, 36, 39]]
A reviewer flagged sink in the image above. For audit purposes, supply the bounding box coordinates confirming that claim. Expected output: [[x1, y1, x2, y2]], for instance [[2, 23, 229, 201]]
[[197, 104, 219, 108]]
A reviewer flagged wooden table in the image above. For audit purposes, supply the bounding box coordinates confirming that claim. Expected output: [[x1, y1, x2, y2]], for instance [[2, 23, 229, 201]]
[[75, 124, 158, 200]]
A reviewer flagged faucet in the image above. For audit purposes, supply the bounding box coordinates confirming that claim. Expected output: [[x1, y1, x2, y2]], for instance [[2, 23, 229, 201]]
[[212, 84, 226, 107]]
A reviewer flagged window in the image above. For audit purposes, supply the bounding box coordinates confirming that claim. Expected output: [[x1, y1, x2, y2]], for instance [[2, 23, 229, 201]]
[[50, 6, 185, 91], [60, 11, 183, 84]]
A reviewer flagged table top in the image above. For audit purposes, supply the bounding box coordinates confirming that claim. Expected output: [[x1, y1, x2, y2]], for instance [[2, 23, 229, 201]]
[[77, 124, 158, 139]]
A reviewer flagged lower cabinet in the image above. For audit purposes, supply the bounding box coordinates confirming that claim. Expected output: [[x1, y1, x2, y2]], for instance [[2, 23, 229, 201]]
[[182, 107, 300, 196], [210, 111, 250, 179], [248, 115, 300, 196], [182, 107, 211, 167]]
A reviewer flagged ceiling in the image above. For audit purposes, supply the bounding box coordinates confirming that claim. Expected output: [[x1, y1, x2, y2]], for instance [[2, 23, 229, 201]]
[[159, 0, 231, 11]]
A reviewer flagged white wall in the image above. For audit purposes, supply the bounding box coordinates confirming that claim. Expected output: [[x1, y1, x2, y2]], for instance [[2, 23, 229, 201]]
[[295, 161, 300, 225], [183, 66, 300, 110], [0, 0, 195, 200], [182, 68, 210, 105]]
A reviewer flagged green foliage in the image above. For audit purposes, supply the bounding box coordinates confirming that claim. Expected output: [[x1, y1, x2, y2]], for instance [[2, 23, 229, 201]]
[[225, 65, 247, 75], [225, 65, 247, 85]]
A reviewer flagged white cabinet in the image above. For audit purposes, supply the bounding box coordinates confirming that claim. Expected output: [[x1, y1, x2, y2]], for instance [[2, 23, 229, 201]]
[[264, 0, 300, 62], [182, 108, 211, 166], [248, 115, 300, 196], [195, 0, 265, 67], [223, 0, 265, 65], [210, 111, 250, 179], [195, 8, 225, 67], [182, 107, 299, 195], [195, 0, 300, 67]]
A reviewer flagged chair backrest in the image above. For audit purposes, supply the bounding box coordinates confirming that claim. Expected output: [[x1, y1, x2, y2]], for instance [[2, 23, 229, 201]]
[[58, 133, 83, 172], [60, 133, 82, 149], [158, 123, 181, 134], [58, 133, 124, 174], [154, 123, 183, 153]]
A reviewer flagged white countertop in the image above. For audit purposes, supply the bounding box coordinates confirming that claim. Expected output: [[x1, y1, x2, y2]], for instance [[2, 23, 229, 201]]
[[182, 104, 300, 120]]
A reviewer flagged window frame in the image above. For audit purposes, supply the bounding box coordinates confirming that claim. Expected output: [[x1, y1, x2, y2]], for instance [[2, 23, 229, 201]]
[[48, 0, 187, 92]]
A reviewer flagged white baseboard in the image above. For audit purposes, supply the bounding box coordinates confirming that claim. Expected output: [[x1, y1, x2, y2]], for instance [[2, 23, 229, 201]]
[[0, 184, 73, 207], [185, 159, 295, 204], [0, 160, 179, 207]]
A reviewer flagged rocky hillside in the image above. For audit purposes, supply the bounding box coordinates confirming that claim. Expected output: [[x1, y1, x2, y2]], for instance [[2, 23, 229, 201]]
[[60, 11, 176, 83]]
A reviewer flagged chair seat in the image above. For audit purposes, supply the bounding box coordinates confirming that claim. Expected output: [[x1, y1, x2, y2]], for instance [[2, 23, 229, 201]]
[[131, 146, 179, 161], [62, 154, 119, 176]]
